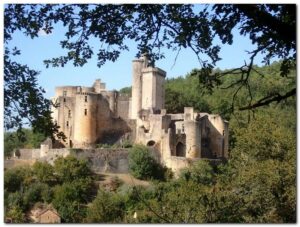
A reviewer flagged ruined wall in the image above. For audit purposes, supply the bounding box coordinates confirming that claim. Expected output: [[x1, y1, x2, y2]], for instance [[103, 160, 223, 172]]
[[199, 116, 215, 158], [117, 94, 131, 119], [163, 157, 195, 177], [102, 90, 118, 117], [13, 149, 40, 160], [6, 148, 130, 174], [207, 115, 228, 158], [74, 149, 129, 173]]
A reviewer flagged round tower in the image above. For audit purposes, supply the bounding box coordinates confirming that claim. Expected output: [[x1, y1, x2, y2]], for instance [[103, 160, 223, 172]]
[[131, 56, 146, 119], [185, 120, 201, 158], [73, 93, 98, 147]]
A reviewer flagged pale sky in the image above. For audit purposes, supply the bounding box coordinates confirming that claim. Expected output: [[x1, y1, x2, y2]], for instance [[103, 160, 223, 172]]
[[5, 4, 268, 98]]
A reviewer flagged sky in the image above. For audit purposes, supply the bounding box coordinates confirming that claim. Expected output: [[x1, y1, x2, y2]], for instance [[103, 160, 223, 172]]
[[6, 4, 267, 99]]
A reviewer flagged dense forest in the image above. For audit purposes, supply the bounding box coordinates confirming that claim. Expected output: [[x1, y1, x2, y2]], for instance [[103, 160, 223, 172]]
[[4, 61, 296, 223]]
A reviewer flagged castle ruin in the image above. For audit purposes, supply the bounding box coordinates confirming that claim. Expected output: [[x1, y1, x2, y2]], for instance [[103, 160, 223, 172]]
[[51, 55, 229, 172]]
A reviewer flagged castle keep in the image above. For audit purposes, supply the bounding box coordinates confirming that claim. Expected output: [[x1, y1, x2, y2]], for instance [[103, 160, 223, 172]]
[[51, 55, 229, 171]]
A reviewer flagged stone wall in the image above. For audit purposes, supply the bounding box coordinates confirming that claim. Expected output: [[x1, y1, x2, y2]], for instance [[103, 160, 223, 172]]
[[73, 148, 129, 173], [14, 149, 40, 159], [117, 95, 130, 120], [6, 148, 130, 174]]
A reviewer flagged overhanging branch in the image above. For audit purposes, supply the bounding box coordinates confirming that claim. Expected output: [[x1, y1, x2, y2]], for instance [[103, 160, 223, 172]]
[[239, 88, 296, 110]]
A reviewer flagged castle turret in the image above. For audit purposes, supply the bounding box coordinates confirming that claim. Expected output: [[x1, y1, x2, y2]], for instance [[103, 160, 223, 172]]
[[131, 55, 147, 119], [184, 108, 201, 158], [93, 79, 106, 93], [73, 94, 98, 147]]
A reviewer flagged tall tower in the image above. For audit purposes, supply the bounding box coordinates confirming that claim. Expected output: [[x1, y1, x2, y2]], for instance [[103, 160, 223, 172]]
[[141, 67, 166, 111], [131, 54, 166, 119], [131, 54, 148, 119]]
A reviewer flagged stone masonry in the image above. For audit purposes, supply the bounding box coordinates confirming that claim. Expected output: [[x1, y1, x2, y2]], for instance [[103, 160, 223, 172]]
[[49, 54, 229, 173]]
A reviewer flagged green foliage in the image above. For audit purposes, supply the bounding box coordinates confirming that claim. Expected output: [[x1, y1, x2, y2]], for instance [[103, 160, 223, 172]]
[[6, 191, 25, 211], [32, 161, 56, 184], [4, 46, 65, 140], [52, 181, 89, 223], [119, 86, 132, 96], [85, 189, 126, 223], [4, 166, 33, 192], [4, 129, 46, 158], [53, 155, 92, 183], [128, 145, 166, 180], [122, 139, 133, 148], [5, 206, 26, 223], [23, 182, 53, 209], [180, 160, 214, 185]]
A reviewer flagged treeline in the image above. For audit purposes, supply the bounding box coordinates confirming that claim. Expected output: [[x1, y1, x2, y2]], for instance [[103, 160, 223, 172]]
[[4, 129, 46, 158]]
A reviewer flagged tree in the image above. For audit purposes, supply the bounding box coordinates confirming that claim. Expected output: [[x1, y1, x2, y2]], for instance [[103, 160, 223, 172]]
[[23, 182, 53, 209], [85, 189, 125, 223], [4, 132, 24, 158], [53, 155, 92, 183], [128, 145, 165, 180], [192, 4, 296, 112], [4, 129, 47, 158], [180, 160, 214, 185], [119, 87, 132, 96], [4, 4, 296, 135], [32, 161, 56, 185], [52, 182, 88, 223], [4, 166, 33, 192], [5, 206, 26, 223]]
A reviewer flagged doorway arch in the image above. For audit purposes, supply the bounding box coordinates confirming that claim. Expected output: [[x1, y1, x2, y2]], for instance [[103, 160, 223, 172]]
[[176, 142, 186, 157]]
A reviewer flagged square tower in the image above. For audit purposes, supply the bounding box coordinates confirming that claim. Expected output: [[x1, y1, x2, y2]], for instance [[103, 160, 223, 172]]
[[141, 67, 166, 112]]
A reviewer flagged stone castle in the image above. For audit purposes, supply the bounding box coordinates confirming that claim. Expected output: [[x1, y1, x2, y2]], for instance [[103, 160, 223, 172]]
[[51, 55, 229, 171]]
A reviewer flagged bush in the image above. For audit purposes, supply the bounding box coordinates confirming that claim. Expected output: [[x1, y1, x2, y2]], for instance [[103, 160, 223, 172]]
[[23, 182, 53, 208], [54, 155, 92, 183], [179, 160, 214, 185], [32, 161, 56, 185], [85, 189, 125, 223], [52, 181, 89, 223], [5, 206, 26, 223], [4, 166, 33, 192], [128, 145, 167, 180], [122, 140, 132, 148]]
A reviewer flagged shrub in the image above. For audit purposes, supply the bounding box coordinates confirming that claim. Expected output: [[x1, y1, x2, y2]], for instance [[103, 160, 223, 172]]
[[179, 160, 214, 185], [128, 145, 166, 180], [32, 161, 56, 184], [4, 166, 33, 192], [53, 155, 92, 183], [85, 189, 125, 223], [122, 140, 132, 148]]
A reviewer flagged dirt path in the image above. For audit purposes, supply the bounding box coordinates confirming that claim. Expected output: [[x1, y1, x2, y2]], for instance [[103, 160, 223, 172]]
[[95, 172, 150, 187]]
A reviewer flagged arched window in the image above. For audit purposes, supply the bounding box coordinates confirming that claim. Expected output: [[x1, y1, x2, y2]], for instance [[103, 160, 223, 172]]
[[147, 140, 155, 147]]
